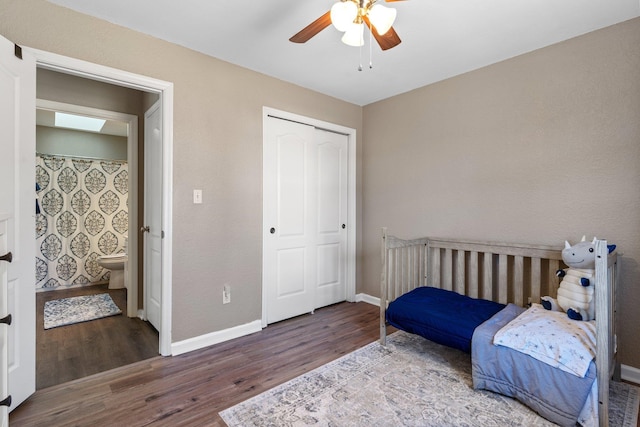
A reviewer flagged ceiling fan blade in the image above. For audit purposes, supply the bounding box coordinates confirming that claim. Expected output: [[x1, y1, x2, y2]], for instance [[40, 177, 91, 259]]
[[290, 11, 332, 43], [384, 0, 407, 2], [363, 16, 402, 51]]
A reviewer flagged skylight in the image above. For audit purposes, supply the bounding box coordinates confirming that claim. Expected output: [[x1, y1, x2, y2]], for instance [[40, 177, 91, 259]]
[[54, 112, 106, 133]]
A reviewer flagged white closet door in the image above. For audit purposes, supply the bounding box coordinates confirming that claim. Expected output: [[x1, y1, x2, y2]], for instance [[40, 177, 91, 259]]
[[264, 118, 316, 324], [314, 129, 348, 309], [263, 118, 348, 324]]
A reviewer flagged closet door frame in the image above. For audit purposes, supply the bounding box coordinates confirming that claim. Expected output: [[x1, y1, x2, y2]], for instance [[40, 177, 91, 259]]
[[261, 107, 357, 328]]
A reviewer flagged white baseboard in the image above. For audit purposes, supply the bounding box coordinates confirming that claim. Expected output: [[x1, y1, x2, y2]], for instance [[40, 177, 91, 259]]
[[356, 293, 380, 306], [621, 364, 640, 385], [171, 320, 262, 356]]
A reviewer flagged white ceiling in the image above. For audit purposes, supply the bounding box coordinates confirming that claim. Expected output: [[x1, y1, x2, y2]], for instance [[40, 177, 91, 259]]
[[47, 0, 639, 106]]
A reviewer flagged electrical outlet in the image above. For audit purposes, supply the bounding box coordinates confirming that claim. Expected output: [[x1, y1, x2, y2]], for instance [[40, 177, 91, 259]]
[[223, 284, 231, 304]]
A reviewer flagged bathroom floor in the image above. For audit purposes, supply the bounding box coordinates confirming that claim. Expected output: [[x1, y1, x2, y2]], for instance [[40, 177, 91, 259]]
[[36, 284, 159, 390]]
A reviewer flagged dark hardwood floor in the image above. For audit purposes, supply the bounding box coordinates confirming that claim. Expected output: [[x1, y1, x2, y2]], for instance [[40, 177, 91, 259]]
[[12, 301, 383, 426], [36, 284, 159, 389], [10, 299, 640, 426]]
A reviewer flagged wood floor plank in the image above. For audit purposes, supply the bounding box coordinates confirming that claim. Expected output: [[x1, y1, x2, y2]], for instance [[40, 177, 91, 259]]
[[11, 301, 383, 426]]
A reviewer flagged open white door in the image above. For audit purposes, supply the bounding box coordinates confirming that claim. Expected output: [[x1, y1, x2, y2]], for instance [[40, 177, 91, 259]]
[[0, 37, 37, 415], [143, 101, 163, 331]]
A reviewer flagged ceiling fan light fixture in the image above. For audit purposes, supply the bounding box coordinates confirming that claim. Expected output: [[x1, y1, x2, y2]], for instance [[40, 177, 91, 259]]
[[368, 4, 397, 36], [341, 22, 364, 47], [289, 0, 402, 51], [331, 1, 358, 32]]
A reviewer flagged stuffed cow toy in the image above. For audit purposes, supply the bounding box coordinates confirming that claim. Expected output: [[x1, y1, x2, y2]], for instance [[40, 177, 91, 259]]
[[541, 236, 616, 321]]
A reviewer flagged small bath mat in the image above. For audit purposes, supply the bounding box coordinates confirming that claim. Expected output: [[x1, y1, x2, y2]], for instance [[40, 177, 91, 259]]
[[44, 293, 122, 330]]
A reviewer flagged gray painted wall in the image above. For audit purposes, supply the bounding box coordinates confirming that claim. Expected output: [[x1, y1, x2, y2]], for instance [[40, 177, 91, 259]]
[[37, 126, 127, 160], [363, 18, 640, 369]]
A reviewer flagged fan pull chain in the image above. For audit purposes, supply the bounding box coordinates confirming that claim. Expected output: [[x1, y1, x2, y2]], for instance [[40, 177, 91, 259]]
[[358, 43, 363, 71], [369, 26, 373, 69]]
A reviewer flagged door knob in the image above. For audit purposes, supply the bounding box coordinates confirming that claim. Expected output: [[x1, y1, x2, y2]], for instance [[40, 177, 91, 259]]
[[0, 314, 11, 325], [270, 227, 276, 234], [0, 252, 12, 263], [140, 226, 150, 233], [342, 224, 346, 229]]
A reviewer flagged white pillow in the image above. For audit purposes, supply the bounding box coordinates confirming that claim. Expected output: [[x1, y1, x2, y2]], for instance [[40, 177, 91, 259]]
[[493, 303, 596, 377]]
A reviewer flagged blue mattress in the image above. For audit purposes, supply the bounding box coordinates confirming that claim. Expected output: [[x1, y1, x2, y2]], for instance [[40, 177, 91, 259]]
[[385, 286, 505, 353]]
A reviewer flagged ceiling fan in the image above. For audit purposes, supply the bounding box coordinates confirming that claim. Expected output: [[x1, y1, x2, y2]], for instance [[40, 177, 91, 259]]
[[290, 0, 405, 51]]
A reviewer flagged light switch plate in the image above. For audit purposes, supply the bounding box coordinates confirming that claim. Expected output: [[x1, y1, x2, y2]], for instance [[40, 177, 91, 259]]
[[193, 189, 202, 204]]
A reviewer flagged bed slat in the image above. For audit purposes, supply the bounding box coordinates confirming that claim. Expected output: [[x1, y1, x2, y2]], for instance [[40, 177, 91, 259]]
[[455, 250, 465, 295], [513, 255, 524, 307], [498, 254, 508, 304], [482, 254, 492, 301], [469, 251, 479, 299], [530, 257, 541, 305], [431, 248, 441, 291], [442, 248, 453, 291]]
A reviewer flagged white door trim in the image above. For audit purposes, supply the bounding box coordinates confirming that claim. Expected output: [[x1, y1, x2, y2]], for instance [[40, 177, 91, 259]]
[[26, 47, 174, 356], [35, 99, 139, 318], [261, 107, 357, 328]]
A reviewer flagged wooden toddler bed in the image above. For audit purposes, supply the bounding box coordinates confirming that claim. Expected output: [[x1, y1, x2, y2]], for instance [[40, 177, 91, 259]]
[[379, 228, 619, 427]]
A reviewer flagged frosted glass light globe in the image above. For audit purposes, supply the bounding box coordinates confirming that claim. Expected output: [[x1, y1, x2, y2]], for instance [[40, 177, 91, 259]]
[[368, 4, 396, 36], [341, 22, 364, 47], [331, 1, 358, 32]]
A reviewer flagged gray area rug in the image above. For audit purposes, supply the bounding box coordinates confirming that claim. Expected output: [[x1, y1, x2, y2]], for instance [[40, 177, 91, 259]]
[[44, 293, 122, 329], [220, 331, 640, 426]]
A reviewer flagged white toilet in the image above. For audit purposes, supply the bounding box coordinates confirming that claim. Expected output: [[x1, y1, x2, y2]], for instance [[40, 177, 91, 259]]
[[97, 253, 128, 289], [97, 238, 128, 290]]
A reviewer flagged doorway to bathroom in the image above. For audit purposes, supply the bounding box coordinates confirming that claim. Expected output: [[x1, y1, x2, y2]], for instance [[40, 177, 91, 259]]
[[33, 69, 159, 389]]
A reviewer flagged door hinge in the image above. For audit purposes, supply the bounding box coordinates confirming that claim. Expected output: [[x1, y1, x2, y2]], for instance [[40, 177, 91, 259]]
[[161, 230, 165, 239], [14, 44, 22, 60], [0, 314, 11, 325], [0, 395, 11, 407]]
